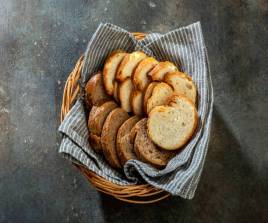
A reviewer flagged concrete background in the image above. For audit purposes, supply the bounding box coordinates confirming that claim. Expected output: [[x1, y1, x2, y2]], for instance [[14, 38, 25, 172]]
[[0, 0, 267, 222]]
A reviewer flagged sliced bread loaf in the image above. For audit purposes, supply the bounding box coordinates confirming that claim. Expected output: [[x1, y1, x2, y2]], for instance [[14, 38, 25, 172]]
[[118, 78, 133, 112], [131, 90, 144, 116], [148, 61, 177, 81], [89, 133, 102, 153], [101, 108, 129, 168]]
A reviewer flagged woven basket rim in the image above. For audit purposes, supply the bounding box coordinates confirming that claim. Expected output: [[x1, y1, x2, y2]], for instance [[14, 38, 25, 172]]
[[60, 32, 170, 204]]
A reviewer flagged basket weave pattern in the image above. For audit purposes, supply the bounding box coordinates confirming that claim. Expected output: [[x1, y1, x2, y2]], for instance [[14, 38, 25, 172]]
[[60, 33, 170, 204]]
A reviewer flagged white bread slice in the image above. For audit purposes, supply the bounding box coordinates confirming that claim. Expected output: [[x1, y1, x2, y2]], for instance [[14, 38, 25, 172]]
[[148, 61, 178, 81], [131, 90, 144, 116], [164, 71, 197, 105], [113, 81, 119, 102], [103, 50, 127, 95], [146, 82, 173, 114], [132, 57, 159, 91], [116, 51, 147, 82], [143, 82, 158, 114], [148, 102, 198, 150], [118, 78, 133, 112]]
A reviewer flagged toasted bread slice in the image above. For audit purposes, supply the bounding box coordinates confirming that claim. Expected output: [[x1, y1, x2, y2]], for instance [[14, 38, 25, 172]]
[[143, 82, 158, 114], [131, 90, 144, 116], [118, 78, 133, 112], [89, 133, 102, 153], [116, 116, 141, 165], [148, 103, 198, 150], [88, 101, 118, 136], [148, 61, 178, 81], [116, 51, 147, 82], [101, 108, 129, 168], [113, 81, 119, 102], [85, 72, 111, 107], [134, 118, 176, 168], [129, 118, 147, 144], [103, 51, 127, 95], [146, 82, 173, 114], [164, 71, 197, 105], [132, 57, 159, 91]]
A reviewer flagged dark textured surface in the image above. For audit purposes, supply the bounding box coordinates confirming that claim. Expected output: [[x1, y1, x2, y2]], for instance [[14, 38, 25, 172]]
[[0, 0, 267, 222]]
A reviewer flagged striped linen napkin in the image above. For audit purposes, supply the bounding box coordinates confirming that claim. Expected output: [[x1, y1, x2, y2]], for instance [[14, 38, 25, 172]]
[[58, 22, 213, 199]]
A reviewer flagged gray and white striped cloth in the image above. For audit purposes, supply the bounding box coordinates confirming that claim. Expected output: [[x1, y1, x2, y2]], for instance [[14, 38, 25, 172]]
[[59, 22, 213, 199]]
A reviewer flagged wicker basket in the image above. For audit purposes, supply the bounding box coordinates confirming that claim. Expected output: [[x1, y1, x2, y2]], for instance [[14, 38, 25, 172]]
[[60, 32, 170, 204]]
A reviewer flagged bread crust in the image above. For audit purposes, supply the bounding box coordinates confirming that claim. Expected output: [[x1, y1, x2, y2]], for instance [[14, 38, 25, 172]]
[[143, 82, 158, 114], [88, 133, 102, 153], [148, 61, 177, 81], [131, 90, 144, 116], [118, 78, 133, 112]]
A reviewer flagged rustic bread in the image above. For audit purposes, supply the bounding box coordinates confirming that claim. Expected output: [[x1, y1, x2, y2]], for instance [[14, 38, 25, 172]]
[[148, 61, 177, 81], [88, 133, 102, 153], [164, 71, 197, 105], [88, 101, 118, 136], [103, 50, 127, 95], [132, 57, 159, 91], [85, 72, 111, 107], [118, 78, 133, 112], [116, 116, 141, 165], [134, 118, 175, 168], [148, 102, 198, 150], [113, 81, 119, 102], [146, 82, 173, 114], [143, 82, 158, 114], [101, 108, 129, 168], [131, 90, 144, 116], [116, 51, 147, 82], [129, 118, 147, 144]]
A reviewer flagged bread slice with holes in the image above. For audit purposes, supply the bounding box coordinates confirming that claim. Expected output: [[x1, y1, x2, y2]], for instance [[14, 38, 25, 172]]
[[148, 61, 178, 81], [116, 51, 147, 82], [116, 116, 141, 165], [146, 82, 173, 114], [131, 90, 144, 116], [132, 57, 159, 91], [103, 50, 127, 95], [88, 101, 118, 136], [143, 82, 158, 114], [164, 71, 197, 105], [101, 108, 129, 168], [89, 133, 102, 153], [148, 101, 198, 150], [85, 72, 112, 107], [134, 118, 176, 168], [118, 78, 133, 112]]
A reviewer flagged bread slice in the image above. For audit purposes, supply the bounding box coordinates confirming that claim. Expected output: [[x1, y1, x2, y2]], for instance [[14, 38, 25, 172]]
[[101, 108, 129, 168], [134, 118, 176, 168], [146, 82, 173, 114], [89, 133, 102, 153], [85, 72, 111, 107], [113, 81, 119, 102], [88, 101, 118, 136], [132, 57, 159, 91], [116, 116, 141, 165], [118, 78, 133, 112], [129, 118, 147, 144], [148, 103, 198, 150], [131, 90, 144, 116], [148, 61, 178, 81], [103, 51, 127, 95], [143, 82, 158, 114], [164, 71, 197, 105], [116, 51, 147, 82]]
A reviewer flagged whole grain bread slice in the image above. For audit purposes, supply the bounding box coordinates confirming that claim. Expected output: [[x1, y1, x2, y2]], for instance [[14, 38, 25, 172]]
[[101, 108, 129, 168], [88, 101, 118, 136], [131, 90, 144, 116], [85, 72, 111, 107], [118, 78, 133, 112], [134, 118, 176, 168], [148, 61, 178, 81], [89, 133, 102, 153]]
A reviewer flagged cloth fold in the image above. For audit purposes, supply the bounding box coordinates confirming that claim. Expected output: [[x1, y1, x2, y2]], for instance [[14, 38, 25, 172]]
[[58, 22, 213, 199]]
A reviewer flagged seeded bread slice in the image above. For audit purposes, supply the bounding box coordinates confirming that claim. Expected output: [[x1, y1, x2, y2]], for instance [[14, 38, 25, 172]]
[[148, 103, 198, 150], [146, 82, 173, 114], [88, 101, 118, 136], [134, 118, 176, 168], [148, 61, 178, 81], [85, 72, 111, 107], [164, 71, 197, 105], [118, 78, 133, 112], [131, 90, 144, 116], [89, 133, 102, 153], [101, 108, 129, 168], [116, 116, 141, 165], [103, 50, 127, 95], [132, 57, 159, 91], [116, 51, 147, 82], [143, 82, 158, 114]]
